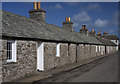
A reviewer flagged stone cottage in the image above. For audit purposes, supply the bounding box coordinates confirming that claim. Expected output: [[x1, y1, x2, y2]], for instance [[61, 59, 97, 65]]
[[102, 32, 119, 50], [0, 2, 118, 82]]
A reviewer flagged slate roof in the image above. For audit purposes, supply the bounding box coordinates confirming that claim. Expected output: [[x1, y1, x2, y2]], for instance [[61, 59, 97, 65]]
[[2, 10, 103, 45], [95, 36, 117, 46], [102, 35, 119, 40]]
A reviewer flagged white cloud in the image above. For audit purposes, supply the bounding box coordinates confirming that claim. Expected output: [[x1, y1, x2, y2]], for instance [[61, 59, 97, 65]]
[[66, 2, 78, 6], [79, 3, 102, 12], [73, 23, 79, 27], [55, 3, 62, 9], [72, 11, 91, 23], [71, 11, 92, 31], [109, 29, 114, 34], [87, 4, 102, 12], [48, 3, 62, 9], [112, 11, 118, 26], [94, 19, 108, 27]]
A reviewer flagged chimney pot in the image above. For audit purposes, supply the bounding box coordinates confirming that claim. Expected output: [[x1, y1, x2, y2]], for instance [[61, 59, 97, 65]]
[[68, 17, 71, 22], [92, 29, 94, 32], [98, 31, 101, 34], [82, 25, 86, 29], [65, 17, 68, 22], [34, 2, 37, 10], [38, 2, 41, 9], [103, 32, 108, 36]]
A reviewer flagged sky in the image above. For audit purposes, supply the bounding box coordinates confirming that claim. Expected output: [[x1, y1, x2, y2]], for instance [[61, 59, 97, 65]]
[[2, 2, 119, 38]]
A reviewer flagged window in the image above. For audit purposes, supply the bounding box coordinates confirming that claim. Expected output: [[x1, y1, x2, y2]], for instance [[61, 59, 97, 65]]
[[99, 46, 101, 51], [68, 43, 70, 56], [56, 43, 60, 57], [96, 46, 98, 52], [7, 41, 17, 63]]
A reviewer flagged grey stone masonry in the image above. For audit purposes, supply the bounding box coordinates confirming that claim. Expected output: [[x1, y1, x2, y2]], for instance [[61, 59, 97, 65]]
[[44, 43, 77, 71], [77, 44, 85, 62], [2, 40, 38, 82], [106, 46, 110, 54], [44, 42, 57, 70], [59, 43, 68, 66], [84, 45, 91, 60], [0, 40, 2, 83], [1, 39, 118, 82], [29, 9, 46, 22], [96, 45, 101, 56], [68, 44, 76, 64], [63, 21, 73, 32], [90, 45, 96, 58]]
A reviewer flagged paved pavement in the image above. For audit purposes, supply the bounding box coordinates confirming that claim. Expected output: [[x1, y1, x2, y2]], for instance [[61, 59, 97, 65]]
[[34, 51, 118, 83]]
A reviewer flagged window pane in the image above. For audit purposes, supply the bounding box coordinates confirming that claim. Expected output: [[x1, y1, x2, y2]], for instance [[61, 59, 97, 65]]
[[7, 41, 12, 60]]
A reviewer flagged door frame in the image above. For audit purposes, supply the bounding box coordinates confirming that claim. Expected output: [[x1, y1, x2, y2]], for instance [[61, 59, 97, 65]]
[[37, 42, 44, 71]]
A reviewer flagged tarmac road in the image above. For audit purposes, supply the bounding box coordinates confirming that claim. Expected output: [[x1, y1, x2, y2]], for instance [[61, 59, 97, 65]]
[[34, 51, 118, 83]]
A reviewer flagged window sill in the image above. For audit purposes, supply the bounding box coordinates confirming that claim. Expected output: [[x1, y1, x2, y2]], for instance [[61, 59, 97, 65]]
[[56, 55, 60, 57], [7, 60, 16, 63]]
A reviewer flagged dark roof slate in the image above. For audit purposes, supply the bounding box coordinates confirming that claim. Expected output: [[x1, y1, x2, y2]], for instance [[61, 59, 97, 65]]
[[2, 10, 103, 45], [96, 36, 117, 46], [102, 35, 119, 40]]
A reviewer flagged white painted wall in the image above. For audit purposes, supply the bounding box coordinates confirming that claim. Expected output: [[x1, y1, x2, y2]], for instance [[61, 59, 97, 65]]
[[37, 42, 44, 71], [96, 46, 98, 52], [99, 46, 101, 51], [101, 46, 104, 55], [110, 40, 119, 50]]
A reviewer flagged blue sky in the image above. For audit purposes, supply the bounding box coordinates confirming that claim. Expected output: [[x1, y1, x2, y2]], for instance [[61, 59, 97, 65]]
[[2, 2, 118, 38]]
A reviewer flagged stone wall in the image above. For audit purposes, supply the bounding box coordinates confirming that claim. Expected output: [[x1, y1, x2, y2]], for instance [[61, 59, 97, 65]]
[[68, 44, 76, 64], [96, 46, 101, 56], [106, 46, 110, 54], [59, 43, 68, 66], [44, 43, 77, 71], [2, 40, 38, 82], [77, 44, 85, 62], [101, 46, 105, 55], [84, 45, 91, 59], [44, 42, 57, 70], [90, 45, 96, 58], [1, 39, 117, 82]]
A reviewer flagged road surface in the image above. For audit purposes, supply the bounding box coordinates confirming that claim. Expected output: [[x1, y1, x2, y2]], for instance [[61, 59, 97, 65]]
[[34, 51, 118, 83]]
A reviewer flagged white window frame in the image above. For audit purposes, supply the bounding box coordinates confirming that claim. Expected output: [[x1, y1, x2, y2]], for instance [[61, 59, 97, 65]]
[[101, 46, 104, 55], [99, 46, 101, 51], [56, 43, 60, 57], [96, 46, 98, 52], [7, 41, 17, 63], [108, 46, 110, 53]]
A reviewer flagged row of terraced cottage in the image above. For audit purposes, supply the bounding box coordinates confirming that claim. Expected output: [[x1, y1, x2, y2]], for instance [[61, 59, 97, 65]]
[[1, 2, 119, 82]]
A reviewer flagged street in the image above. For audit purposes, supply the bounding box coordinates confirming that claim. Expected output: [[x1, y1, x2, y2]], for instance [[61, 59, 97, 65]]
[[34, 51, 118, 83]]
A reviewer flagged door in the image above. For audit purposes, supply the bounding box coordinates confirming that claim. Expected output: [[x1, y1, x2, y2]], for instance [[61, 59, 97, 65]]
[[37, 42, 44, 71]]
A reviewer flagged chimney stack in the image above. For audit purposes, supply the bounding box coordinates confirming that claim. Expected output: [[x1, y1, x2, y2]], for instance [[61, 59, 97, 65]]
[[82, 25, 86, 30], [80, 25, 88, 34], [97, 31, 102, 36], [29, 2, 46, 22], [89, 28, 96, 36], [103, 32, 108, 36], [63, 17, 73, 32]]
